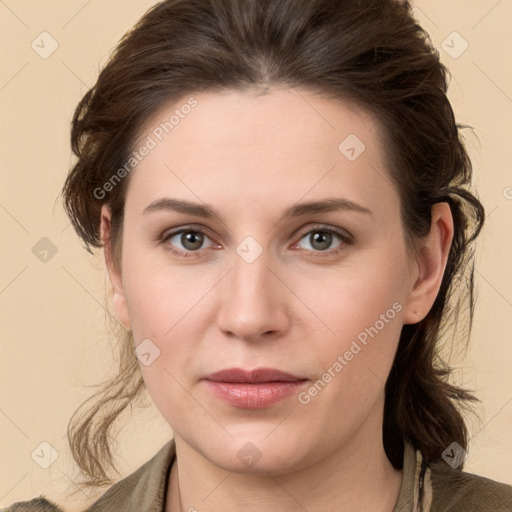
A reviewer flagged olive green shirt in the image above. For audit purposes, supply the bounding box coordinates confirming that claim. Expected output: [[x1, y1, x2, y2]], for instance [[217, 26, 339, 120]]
[[3, 439, 511, 511]]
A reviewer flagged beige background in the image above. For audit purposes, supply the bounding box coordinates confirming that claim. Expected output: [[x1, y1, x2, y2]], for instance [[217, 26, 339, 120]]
[[1, 0, 511, 509]]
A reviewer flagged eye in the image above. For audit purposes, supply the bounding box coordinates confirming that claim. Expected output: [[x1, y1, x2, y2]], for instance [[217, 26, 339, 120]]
[[293, 226, 351, 256], [163, 228, 216, 257]]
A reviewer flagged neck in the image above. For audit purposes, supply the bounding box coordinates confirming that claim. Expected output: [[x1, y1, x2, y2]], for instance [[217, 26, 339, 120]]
[[166, 403, 402, 512]]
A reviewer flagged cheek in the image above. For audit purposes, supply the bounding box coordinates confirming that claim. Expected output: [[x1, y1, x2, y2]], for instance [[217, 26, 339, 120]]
[[296, 253, 407, 395], [307, 255, 406, 339], [121, 248, 210, 339], [121, 251, 214, 396], [294, 278, 404, 439], [123, 268, 201, 416]]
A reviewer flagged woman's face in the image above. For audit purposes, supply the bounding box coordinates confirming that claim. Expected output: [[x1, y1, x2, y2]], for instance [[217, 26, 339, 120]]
[[103, 87, 426, 473]]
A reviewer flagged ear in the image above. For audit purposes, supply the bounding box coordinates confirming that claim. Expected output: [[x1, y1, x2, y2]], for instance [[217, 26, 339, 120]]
[[100, 204, 131, 328], [402, 202, 454, 324]]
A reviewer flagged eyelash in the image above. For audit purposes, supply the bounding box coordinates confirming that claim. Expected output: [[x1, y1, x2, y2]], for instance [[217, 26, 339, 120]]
[[160, 225, 353, 259]]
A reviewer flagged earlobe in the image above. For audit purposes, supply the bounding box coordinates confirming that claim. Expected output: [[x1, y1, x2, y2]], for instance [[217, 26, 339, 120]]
[[112, 292, 131, 329], [100, 204, 131, 329], [403, 202, 454, 325]]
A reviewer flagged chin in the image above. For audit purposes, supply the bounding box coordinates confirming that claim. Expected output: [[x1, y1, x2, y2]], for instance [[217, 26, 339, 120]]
[[200, 434, 314, 475]]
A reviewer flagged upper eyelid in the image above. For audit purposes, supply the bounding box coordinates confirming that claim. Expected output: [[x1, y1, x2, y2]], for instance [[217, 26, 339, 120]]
[[162, 224, 217, 243]]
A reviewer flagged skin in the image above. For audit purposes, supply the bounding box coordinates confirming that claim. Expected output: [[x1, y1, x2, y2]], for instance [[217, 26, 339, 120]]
[[100, 87, 453, 512]]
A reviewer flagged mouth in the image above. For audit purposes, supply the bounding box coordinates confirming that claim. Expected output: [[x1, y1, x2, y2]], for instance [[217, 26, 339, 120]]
[[202, 368, 309, 409], [203, 367, 307, 383]]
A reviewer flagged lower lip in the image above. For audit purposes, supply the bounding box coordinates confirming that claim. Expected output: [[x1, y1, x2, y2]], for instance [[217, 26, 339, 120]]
[[204, 380, 308, 409]]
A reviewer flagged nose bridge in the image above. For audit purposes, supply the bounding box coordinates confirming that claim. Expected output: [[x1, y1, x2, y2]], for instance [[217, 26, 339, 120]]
[[217, 240, 288, 340], [232, 246, 269, 300]]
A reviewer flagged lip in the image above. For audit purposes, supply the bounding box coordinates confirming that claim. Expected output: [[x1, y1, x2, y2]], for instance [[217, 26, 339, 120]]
[[203, 367, 305, 383], [202, 368, 308, 409]]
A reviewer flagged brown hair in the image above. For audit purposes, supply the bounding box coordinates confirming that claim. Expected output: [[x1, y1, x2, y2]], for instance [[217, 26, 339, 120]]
[[61, 0, 484, 490]]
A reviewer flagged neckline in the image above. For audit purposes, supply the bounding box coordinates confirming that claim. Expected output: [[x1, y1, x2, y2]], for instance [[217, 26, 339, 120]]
[[161, 438, 427, 512]]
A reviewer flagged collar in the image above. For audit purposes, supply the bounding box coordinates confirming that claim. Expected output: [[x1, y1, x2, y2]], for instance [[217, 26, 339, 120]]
[[393, 440, 432, 511]]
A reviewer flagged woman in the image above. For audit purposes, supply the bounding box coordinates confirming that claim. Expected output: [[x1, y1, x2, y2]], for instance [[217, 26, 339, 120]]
[[4, 0, 511, 510]]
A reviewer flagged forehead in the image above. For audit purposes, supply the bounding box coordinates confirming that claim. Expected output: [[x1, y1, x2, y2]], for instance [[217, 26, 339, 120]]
[[125, 87, 397, 219], [135, 87, 381, 156]]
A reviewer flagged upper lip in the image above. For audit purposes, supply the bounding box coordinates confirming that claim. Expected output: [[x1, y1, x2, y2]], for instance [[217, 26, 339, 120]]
[[203, 368, 307, 383]]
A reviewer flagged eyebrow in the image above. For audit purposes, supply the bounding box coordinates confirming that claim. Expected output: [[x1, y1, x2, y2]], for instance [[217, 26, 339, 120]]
[[142, 197, 372, 219]]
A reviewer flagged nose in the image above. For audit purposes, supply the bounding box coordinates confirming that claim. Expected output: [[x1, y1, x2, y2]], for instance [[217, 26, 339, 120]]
[[216, 250, 290, 342]]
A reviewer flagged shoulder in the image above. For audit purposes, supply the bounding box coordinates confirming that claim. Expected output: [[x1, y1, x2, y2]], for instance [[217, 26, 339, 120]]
[[0, 496, 64, 512], [428, 459, 512, 511], [83, 439, 176, 512], [2, 440, 176, 512]]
